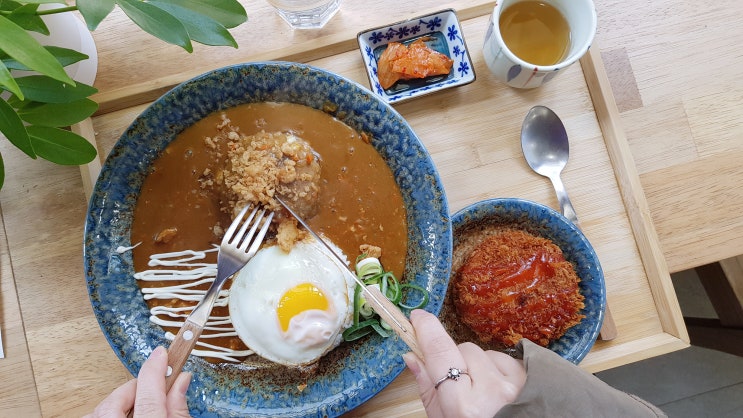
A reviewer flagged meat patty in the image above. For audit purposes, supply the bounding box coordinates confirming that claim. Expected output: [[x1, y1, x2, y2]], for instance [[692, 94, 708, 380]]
[[453, 228, 585, 347]]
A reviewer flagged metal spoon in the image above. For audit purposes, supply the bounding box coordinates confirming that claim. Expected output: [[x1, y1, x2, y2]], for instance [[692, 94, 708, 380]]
[[521, 105, 578, 223], [520, 105, 618, 341]]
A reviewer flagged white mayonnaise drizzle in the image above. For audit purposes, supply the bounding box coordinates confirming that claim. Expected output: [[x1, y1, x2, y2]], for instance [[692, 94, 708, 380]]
[[116, 242, 142, 253], [131, 246, 254, 362]]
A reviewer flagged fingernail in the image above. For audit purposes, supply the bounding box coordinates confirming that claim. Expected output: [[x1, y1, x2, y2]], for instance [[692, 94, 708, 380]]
[[152, 346, 166, 358], [410, 309, 430, 322], [402, 352, 421, 376], [409, 309, 422, 325]]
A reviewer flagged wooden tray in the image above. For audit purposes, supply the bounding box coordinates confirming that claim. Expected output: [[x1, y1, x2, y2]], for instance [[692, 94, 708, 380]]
[[77, 13, 688, 417]]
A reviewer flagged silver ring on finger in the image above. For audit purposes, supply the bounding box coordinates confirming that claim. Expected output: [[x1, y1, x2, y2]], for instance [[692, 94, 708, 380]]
[[434, 367, 469, 389]]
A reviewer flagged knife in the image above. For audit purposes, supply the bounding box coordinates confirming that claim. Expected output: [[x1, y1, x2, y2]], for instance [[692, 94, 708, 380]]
[[275, 197, 423, 359]]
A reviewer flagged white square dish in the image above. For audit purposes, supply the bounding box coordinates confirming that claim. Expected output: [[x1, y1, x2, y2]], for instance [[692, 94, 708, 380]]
[[357, 9, 476, 104]]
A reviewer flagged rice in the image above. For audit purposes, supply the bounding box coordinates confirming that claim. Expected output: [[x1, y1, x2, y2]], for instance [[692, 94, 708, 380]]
[[202, 114, 322, 251]]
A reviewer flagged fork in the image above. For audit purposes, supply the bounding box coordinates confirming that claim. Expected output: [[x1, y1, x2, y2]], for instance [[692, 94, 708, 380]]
[[164, 205, 273, 390]]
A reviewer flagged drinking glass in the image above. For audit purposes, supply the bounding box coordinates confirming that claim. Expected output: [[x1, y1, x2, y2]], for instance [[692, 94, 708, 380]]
[[267, 0, 341, 29]]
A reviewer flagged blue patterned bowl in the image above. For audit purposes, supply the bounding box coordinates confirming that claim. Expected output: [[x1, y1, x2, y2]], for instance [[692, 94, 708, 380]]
[[443, 198, 604, 364], [83, 62, 452, 417]]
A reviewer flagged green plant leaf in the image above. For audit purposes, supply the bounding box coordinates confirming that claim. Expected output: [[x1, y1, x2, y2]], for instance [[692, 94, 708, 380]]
[[18, 98, 98, 127], [44, 46, 90, 67], [15, 75, 97, 103], [0, 1, 23, 12], [0, 15, 75, 85], [0, 60, 24, 99], [152, 0, 246, 28], [27, 125, 96, 165], [5, 92, 25, 108], [14, 1, 67, 4], [0, 97, 35, 158], [149, 0, 237, 47], [0, 152, 4, 190], [77, 0, 115, 31], [116, 0, 192, 52], [1, 46, 89, 70], [7, 3, 50, 34]]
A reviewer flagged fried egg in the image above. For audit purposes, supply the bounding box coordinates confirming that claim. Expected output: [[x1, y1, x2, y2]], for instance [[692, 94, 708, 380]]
[[228, 238, 354, 366]]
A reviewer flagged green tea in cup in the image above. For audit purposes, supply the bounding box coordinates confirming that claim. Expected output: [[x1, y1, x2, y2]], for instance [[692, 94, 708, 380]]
[[482, 0, 596, 88], [499, 1, 571, 66]]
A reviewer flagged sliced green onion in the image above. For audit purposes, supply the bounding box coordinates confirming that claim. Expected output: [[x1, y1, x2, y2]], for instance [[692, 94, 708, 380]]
[[359, 300, 374, 318], [379, 273, 389, 295], [343, 254, 431, 342], [371, 321, 392, 337], [356, 257, 382, 278], [352, 284, 363, 325], [355, 253, 368, 264], [399, 283, 430, 310], [382, 273, 402, 304], [343, 319, 378, 341], [379, 318, 392, 331]]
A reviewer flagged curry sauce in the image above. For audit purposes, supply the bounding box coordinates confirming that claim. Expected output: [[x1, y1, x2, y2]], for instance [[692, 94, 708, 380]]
[[130, 102, 408, 361]]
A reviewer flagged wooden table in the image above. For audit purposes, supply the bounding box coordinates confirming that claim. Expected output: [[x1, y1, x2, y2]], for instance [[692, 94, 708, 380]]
[[2, 0, 740, 416]]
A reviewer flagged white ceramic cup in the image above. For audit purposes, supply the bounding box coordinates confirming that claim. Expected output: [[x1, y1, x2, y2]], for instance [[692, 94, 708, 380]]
[[482, 0, 597, 89]]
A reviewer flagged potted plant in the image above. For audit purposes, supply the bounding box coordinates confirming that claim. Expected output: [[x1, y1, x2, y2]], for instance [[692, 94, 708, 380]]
[[0, 0, 248, 189]]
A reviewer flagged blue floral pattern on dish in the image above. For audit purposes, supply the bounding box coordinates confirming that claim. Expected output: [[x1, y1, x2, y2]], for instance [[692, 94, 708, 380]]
[[357, 9, 476, 104], [449, 198, 605, 364], [84, 62, 452, 417]]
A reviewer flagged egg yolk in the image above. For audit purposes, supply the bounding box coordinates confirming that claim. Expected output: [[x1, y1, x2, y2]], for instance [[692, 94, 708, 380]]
[[277, 283, 329, 332]]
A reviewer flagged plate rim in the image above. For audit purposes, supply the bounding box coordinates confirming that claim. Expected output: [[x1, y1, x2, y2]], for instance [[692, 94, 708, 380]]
[[449, 197, 605, 363], [83, 61, 453, 417]]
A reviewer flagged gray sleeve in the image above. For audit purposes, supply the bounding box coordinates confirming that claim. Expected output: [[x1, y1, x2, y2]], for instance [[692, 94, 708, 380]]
[[495, 339, 667, 418]]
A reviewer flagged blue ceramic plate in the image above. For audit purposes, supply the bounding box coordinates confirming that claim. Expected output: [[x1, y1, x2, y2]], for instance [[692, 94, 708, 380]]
[[442, 198, 605, 364], [83, 62, 452, 417], [357, 9, 476, 104]]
